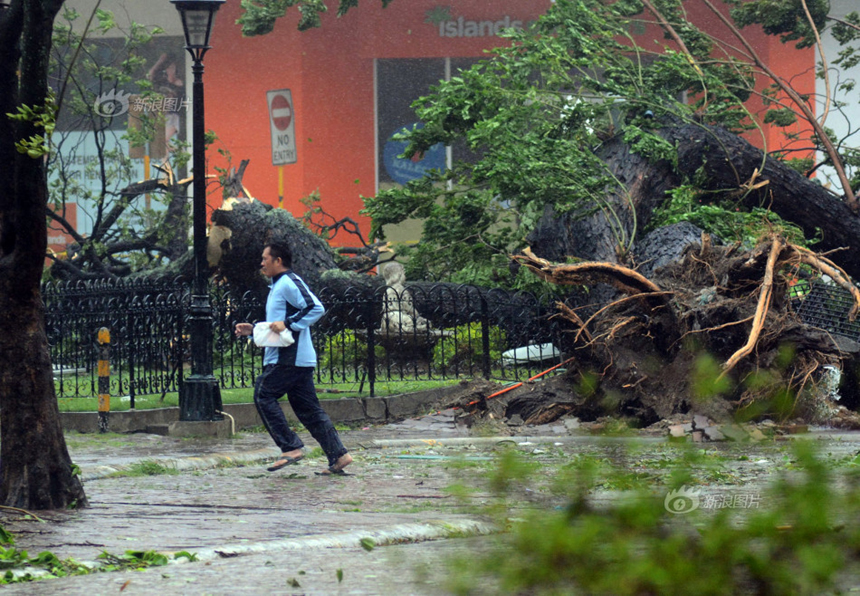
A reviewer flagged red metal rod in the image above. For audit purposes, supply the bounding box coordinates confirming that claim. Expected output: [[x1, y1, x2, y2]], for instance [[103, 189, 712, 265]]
[[464, 356, 575, 407]]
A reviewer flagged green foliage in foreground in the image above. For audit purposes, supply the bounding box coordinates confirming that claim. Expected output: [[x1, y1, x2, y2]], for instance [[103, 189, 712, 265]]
[[0, 546, 175, 584], [448, 441, 860, 595]]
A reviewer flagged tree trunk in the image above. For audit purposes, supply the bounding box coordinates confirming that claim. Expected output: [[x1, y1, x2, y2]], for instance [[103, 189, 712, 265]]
[[526, 133, 681, 264], [0, 286, 87, 509], [211, 200, 338, 299], [527, 122, 860, 281], [0, 0, 88, 510], [665, 123, 860, 280]]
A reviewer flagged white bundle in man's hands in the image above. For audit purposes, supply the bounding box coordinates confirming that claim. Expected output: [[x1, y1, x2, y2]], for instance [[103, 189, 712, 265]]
[[253, 322, 295, 347]]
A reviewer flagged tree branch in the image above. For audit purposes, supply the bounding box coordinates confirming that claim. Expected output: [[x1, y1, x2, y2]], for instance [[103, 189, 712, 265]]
[[700, 0, 858, 211]]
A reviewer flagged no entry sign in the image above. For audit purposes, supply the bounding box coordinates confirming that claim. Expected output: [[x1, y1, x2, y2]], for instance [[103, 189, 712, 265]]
[[267, 89, 297, 165], [271, 94, 292, 130]]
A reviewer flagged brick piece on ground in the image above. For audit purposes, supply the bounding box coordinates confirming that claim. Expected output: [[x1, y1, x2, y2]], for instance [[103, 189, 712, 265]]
[[703, 426, 725, 441]]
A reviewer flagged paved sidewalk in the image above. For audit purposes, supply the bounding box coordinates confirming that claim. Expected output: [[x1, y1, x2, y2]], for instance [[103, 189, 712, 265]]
[[7, 414, 852, 594], [0, 413, 543, 595]]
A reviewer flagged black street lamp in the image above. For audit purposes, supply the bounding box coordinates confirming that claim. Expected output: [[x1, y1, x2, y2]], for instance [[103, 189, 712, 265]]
[[172, 0, 225, 422]]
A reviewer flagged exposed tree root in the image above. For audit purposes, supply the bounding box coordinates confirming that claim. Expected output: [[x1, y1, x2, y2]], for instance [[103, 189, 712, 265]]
[[793, 246, 860, 321], [508, 234, 860, 426], [719, 236, 785, 378], [514, 247, 664, 296], [553, 301, 592, 343], [574, 291, 674, 344], [718, 237, 860, 374]]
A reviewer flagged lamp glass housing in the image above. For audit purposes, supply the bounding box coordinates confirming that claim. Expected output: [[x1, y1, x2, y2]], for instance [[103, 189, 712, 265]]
[[171, 0, 224, 58]]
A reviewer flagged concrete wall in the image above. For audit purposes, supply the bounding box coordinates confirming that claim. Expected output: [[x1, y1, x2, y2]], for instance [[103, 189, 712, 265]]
[[59, 384, 465, 434]]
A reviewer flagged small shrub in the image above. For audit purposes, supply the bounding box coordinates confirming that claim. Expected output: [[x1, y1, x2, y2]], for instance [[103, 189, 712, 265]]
[[446, 441, 860, 595], [318, 330, 385, 371], [432, 322, 505, 372]]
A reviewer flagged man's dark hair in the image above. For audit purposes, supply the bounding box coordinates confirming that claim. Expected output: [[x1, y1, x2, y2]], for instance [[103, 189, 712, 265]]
[[265, 242, 292, 268]]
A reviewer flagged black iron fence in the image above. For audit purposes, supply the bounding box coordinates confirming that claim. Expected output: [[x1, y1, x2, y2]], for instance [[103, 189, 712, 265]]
[[43, 279, 566, 400], [795, 279, 860, 342]]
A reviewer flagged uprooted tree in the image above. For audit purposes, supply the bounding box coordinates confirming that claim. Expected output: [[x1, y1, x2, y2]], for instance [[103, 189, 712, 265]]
[[506, 238, 860, 426], [354, 0, 860, 424]]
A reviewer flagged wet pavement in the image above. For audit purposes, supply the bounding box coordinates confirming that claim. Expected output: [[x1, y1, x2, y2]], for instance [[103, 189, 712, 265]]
[[0, 411, 503, 595], [4, 412, 860, 594]]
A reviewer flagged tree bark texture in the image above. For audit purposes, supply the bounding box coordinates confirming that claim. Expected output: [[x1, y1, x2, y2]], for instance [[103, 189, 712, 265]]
[[665, 123, 860, 279], [0, 286, 87, 509], [0, 0, 88, 509], [211, 200, 338, 300], [526, 122, 860, 281], [527, 133, 681, 264]]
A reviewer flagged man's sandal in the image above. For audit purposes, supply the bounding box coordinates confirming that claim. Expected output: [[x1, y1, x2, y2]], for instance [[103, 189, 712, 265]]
[[267, 454, 305, 472], [315, 454, 353, 476], [314, 466, 352, 476]]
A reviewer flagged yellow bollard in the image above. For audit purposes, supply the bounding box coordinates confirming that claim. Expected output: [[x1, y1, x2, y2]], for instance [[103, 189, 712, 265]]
[[97, 327, 110, 433], [278, 165, 284, 209]]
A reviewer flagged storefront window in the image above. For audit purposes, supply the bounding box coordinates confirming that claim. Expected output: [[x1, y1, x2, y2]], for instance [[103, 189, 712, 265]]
[[376, 57, 482, 190]]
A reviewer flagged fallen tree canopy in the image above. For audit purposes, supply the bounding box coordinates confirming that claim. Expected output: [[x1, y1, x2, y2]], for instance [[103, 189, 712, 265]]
[[450, 235, 860, 430]]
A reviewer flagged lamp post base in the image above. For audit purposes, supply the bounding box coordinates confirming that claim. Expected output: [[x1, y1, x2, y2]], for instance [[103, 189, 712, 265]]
[[179, 375, 223, 421]]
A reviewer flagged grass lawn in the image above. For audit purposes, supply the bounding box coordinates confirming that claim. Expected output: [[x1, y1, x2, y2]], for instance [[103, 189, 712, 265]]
[[56, 378, 462, 412]]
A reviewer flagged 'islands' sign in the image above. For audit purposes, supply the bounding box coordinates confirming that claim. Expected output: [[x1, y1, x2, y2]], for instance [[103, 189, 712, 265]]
[[426, 6, 526, 39]]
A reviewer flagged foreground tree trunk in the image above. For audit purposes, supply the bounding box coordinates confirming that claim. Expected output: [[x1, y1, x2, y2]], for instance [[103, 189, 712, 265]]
[[0, 0, 87, 509], [0, 288, 86, 509]]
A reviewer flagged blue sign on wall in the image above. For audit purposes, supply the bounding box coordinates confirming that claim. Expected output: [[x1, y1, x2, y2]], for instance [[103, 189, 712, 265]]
[[382, 123, 446, 185]]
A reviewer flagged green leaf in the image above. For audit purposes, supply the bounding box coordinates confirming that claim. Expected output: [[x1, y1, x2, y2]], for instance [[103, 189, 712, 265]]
[[0, 527, 14, 546]]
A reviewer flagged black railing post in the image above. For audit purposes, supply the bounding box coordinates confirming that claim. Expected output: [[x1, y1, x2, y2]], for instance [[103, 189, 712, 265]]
[[365, 298, 376, 397], [127, 311, 136, 409], [480, 293, 491, 380]]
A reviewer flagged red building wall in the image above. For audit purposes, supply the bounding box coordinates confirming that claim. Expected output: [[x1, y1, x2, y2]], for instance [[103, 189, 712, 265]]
[[679, 2, 817, 157], [204, 1, 815, 242], [205, 1, 551, 243]]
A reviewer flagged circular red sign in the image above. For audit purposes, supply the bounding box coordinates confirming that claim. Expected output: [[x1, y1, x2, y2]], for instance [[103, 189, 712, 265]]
[[271, 94, 292, 131]]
